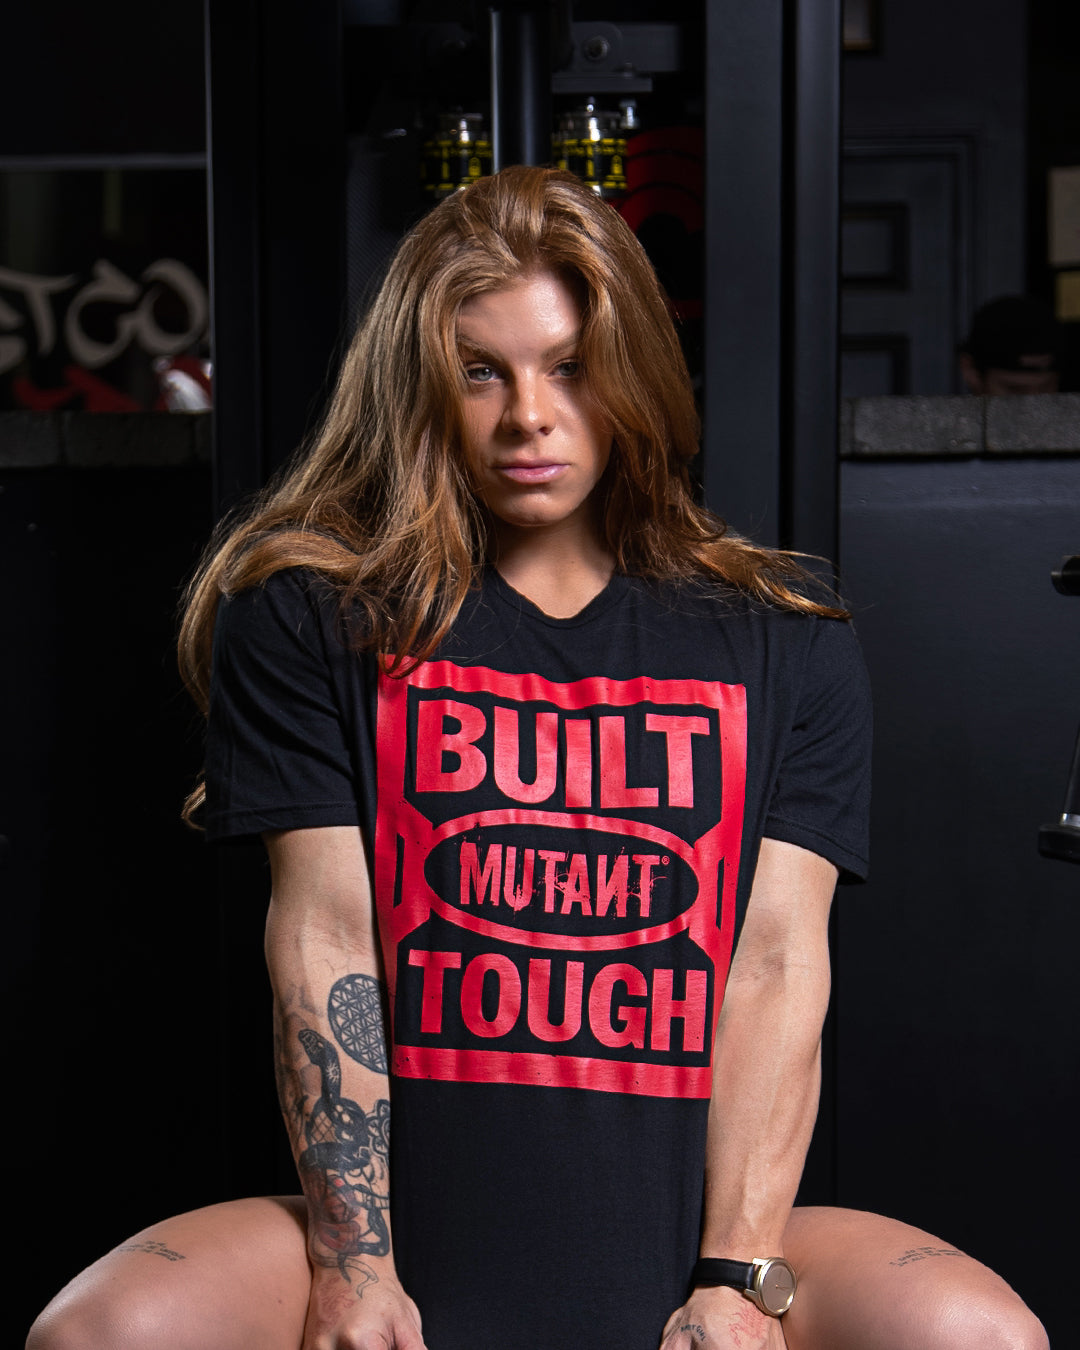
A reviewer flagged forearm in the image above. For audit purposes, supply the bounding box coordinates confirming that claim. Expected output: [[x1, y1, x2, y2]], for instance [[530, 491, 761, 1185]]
[[262, 826, 413, 1321], [270, 948, 394, 1285], [699, 955, 829, 1257], [267, 877, 426, 1350], [699, 838, 837, 1261], [665, 986, 822, 1350], [660, 842, 837, 1349]]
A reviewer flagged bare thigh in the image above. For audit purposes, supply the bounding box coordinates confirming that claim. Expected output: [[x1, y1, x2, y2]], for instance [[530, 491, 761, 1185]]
[[26, 1197, 312, 1350], [780, 1207, 1048, 1350], [29, 1199, 1049, 1350]]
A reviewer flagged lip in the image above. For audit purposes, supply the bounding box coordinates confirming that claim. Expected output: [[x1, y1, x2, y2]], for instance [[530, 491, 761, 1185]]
[[495, 462, 567, 483]]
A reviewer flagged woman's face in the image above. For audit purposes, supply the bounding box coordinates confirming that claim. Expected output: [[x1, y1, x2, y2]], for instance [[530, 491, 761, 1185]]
[[455, 269, 612, 548]]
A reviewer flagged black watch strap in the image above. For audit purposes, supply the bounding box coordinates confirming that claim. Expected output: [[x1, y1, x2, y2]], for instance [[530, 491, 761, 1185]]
[[690, 1258, 755, 1291]]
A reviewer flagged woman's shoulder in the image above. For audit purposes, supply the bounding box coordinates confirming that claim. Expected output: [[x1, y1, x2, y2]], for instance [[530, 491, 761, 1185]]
[[626, 571, 843, 624], [214, 566, 358, 659], [619, 572, 863, 687], [219, 564, 352, 618]]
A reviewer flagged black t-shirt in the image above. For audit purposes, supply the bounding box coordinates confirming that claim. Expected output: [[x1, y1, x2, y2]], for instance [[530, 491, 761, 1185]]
[[205, 566, 871, 1350]]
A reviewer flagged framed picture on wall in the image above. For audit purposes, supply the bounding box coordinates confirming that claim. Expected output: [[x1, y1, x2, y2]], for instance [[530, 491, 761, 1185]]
[[843, 0, 879, 52]]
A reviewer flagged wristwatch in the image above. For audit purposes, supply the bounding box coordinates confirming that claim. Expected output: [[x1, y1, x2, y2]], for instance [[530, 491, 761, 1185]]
[[690, 1257, 797, 1317]]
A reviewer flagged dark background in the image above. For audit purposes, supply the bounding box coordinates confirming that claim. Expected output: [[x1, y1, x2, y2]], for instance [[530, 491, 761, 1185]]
[[3, 1, 1078, 1346]]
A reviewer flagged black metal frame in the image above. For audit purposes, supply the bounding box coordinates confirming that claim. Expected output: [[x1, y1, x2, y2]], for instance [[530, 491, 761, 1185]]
[[703, 0, 841, 562], [786, 0, 843, 563], [206, 0, 346, 516], [491, 5, 554, 170], [703, 0, 785, 544]]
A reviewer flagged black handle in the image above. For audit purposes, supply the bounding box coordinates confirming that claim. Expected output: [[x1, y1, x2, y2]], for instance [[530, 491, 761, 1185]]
[[1039, 558, 1080, 863], [1051, 554, 1080, 596]]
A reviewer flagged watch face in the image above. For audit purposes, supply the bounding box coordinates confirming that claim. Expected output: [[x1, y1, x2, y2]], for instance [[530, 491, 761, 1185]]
[[756, 1260, 797, 1316]]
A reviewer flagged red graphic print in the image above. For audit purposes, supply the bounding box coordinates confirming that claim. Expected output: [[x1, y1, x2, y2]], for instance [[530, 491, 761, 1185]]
[[374, 663, 747, 1098]]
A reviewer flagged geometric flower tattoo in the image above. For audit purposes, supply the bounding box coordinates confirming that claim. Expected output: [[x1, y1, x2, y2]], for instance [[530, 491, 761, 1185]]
[[297, 1027, 391, 1274], [327, 973, 389, 1073]]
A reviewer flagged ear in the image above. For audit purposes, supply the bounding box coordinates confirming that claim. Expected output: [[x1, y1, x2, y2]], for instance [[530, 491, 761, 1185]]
[[959, 352, 984, 394]]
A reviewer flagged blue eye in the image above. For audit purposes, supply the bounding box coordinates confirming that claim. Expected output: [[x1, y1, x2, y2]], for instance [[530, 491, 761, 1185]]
[[466, 364, 497, 383], [555, 360, 580, 378]]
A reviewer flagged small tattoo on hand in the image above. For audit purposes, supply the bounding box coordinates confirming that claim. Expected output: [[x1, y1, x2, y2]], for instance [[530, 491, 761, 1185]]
[[118, 1240, 186, 1262], [889, 1245, 962, 1267], [678, 1324, 706, 1343]]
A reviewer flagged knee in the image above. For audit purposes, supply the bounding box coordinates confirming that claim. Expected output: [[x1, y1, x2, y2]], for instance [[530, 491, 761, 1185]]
[[983, 1299, 1049, 1350], [26, 1298, 90, 1350], [925, 1287, 1049, 1350], [26, 1302, 92, 1350], [26, 1285, 175, 1350]]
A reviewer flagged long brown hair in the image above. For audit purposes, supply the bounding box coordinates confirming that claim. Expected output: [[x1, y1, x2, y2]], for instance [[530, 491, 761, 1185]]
[[180, 165, 842, 720]]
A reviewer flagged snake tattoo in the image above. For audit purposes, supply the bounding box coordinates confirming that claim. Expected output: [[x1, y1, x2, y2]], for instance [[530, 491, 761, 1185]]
[[297, 1027, 392, 1274]]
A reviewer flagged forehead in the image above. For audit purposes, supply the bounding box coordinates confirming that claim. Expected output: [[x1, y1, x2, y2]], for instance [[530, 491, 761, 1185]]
[[456, 269, 583, 349]]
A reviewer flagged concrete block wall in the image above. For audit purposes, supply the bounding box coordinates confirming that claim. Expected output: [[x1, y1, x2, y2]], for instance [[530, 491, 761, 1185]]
[[842, 393, 1080, 458], [0, 411, 211, 469]]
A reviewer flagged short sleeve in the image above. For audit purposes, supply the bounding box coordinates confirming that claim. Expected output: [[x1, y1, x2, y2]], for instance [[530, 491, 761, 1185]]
[[763, 617, 872, 881], [203, 570, 364, 842]]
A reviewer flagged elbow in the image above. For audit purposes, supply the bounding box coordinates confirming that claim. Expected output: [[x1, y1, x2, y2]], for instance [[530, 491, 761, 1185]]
[[721, 948, 832, 1041]]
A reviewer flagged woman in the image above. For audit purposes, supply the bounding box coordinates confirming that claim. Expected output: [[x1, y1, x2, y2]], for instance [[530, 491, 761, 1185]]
[[28, 167, 1046, 1350]]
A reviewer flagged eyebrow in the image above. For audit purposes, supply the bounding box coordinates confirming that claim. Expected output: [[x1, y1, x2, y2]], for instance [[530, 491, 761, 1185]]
[[455, 333, 582, 363]]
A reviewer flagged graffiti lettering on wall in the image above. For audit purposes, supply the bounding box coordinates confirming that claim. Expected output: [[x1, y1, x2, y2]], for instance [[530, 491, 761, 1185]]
[[0, 259, 209, 411]]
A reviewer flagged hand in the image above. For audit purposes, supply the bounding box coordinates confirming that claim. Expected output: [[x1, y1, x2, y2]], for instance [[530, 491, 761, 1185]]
[[661, 1284, 787, 1350], [302, 1263, 428, 1350]]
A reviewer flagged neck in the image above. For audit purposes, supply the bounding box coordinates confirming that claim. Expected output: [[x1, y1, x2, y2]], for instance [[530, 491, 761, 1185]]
[[489, 519, 615, 619]]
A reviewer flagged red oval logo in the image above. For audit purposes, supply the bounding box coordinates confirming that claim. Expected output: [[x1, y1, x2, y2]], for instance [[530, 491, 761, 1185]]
[[424, 822, 696, 939]]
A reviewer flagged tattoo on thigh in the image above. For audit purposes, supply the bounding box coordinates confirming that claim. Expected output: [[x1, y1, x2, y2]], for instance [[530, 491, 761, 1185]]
[[297, 1027, 391, 1276], [328, 973, 388, 1073], [889, 1245, 962, 1267], [117, 1240, 186, 1262]]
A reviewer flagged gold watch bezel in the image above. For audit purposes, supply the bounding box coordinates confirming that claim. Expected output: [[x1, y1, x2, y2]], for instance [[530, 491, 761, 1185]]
[[746, 1257, 797, 1317]]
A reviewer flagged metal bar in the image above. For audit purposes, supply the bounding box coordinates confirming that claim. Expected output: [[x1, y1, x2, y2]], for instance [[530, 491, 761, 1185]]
[[491, 4, 552, 170], [703, 0, 784, 544], [205, 0, 345, 516], [0, 153, 207, 171], [490, 8, 504, 171], [205, 0, 264, 517], [784, 0, 842, 561], [259, 0, 346, 475]]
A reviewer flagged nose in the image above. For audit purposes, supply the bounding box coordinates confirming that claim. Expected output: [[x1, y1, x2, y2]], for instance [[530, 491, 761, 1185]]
[[502, 370, 555, 437]]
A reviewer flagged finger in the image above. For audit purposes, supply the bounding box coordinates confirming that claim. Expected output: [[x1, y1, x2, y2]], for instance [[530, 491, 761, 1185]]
[[389, 1320, 429, 1350]]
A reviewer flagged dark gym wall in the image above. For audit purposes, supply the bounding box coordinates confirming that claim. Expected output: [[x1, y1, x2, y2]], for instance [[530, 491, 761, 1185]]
[[840, 13, 1077, 1338], [0, 3, 205, 156], [843, 0, 1027, 302], [838, 437, 1080, 1345]]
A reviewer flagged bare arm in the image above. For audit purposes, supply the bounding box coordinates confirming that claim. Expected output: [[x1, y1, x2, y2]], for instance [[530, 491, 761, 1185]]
[[662, 837, 837, 1350], [264, 825, 426, 1350]]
